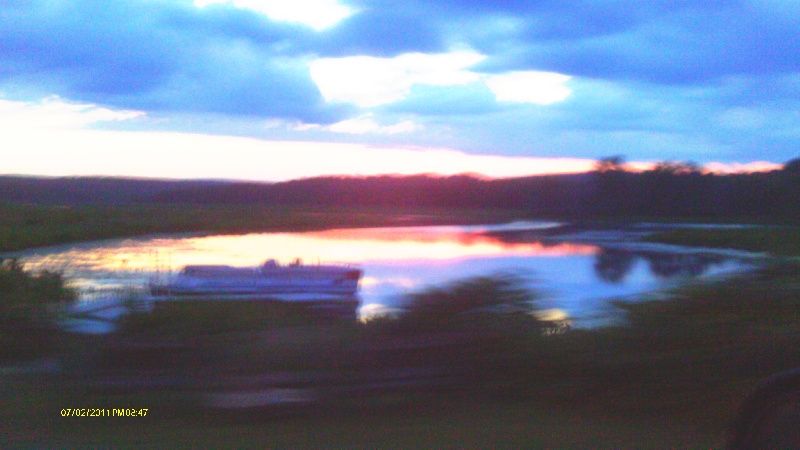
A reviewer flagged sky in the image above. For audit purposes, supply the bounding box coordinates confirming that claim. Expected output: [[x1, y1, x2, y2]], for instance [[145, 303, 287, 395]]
[[1, 0, 797, 181]]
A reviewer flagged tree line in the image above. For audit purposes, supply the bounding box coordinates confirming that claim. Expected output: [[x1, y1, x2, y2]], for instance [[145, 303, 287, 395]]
[[2, 157, 798, 221], [149, 157, 800, 221]]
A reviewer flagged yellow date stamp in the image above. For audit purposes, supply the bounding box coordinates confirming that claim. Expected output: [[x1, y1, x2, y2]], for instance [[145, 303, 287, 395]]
[[61, 408, 148, 417]]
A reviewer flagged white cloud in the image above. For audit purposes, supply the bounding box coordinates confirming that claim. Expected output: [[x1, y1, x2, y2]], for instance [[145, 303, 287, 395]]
[[703, 161, 782, 173], [265, 119, 320, 131], [326, 114, 420, 135], [309, 51, 486, 107], [0, 96, 143, 132], [486, 71, 572, 105], [309, 52, 573, 107], [269, 115, 420, 135], [193, 0, 354, 31]]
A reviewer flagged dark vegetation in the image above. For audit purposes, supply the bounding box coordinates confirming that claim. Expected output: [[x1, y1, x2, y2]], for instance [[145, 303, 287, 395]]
[[3, 156, 799, 216], [0, 204, 522, 253], [380, 274, 545, 337], [642, 226, 800, 256], [0, 176, 231, 204], [2, 156, 798, 254], [0, 258, 75, 361]]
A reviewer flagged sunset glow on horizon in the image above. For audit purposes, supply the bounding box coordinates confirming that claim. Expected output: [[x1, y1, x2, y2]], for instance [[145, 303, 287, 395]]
[[0, 97, 595, 181], [2, 129, 596, 181], [1, 97, 782, 182]]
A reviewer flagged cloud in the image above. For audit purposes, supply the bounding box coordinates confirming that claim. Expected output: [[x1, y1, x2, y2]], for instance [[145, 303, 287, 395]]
[[485, 71, 572, 104], [0, 0, 338, 122], [383, 82, 498, 116], [309, 51, 485, 107], [194, 0, 356, 31], [311, 7, 444, 57], [473, 2, 800, 86], [0, 96, 144, 132], [703, 161, 783, 174], [0, 1, 179, 95], [309, 51, 574, 109], [1, 0, 799, 168], [325, 114, 420, 134], [0, 96, 594, 180], [272, 114, 420, 135]]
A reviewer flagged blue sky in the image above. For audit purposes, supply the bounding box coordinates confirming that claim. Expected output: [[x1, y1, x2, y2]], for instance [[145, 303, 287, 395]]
[[1, 0, 797, 180]]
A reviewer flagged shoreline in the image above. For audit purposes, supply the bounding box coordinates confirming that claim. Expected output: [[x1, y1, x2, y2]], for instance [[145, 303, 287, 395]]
[[483, 222, 777, 260]]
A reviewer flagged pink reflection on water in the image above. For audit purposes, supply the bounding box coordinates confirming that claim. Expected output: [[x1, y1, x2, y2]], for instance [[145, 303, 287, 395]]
[[162, 233, 594, 268], [17, 224, 597, 293]]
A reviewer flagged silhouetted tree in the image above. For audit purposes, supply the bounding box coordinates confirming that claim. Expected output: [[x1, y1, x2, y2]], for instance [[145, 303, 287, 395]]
[[3, 163, 798, 221], [593, 156, 632, 217], [595, 155, 626, 173], [783, 157, 800, 176]]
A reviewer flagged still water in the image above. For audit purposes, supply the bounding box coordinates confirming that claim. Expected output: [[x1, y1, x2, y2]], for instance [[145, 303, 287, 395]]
[[16, 221, 753, 328]]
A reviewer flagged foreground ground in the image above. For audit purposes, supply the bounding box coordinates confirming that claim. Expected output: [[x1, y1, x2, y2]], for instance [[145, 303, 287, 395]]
[[3, 377, 726, 449], [4, 261, 800, 448]]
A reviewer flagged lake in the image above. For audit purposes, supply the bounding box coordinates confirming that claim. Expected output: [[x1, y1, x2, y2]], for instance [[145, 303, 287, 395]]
[[14, 221, 756, 331]]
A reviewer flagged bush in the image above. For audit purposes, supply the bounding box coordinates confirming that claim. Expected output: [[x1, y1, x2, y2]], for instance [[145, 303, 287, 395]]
[[387, 274, 546, 339], [0, 258, 76, 361]]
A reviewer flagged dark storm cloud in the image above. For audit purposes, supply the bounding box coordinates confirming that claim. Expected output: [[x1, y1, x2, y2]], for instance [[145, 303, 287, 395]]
[[460, 0, 800, 87], [0, 1, 177, 94], [313, 8, 445, 57], [0, 0, 340, 122], [4, 0, 797, 113]]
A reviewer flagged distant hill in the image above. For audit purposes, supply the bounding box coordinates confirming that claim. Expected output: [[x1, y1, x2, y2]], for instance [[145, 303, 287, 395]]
[[1, 167, 797, 221], [0, 176, 234, 205], [0, 174, 589, 210]]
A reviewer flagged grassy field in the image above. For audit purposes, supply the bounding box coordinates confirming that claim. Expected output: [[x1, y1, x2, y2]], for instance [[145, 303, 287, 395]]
[[5, 202, 800, 257], [643, 226, 800, 256], [1, 379, 724, 449], [0, 203, 528, 253]]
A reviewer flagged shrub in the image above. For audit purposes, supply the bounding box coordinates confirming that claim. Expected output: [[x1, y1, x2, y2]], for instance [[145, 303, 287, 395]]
[[389, 274, 545, 337], [0, 258, 76, 361]]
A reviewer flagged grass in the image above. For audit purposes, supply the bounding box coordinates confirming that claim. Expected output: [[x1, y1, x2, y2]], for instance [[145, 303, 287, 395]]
[[6, 202, 800, 258], [643, 226, 800, 256], [1, 385, 723, 449], [115, 299, 336, 339], [0, 203, 528, 253], [0, 259, 76, 361]]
